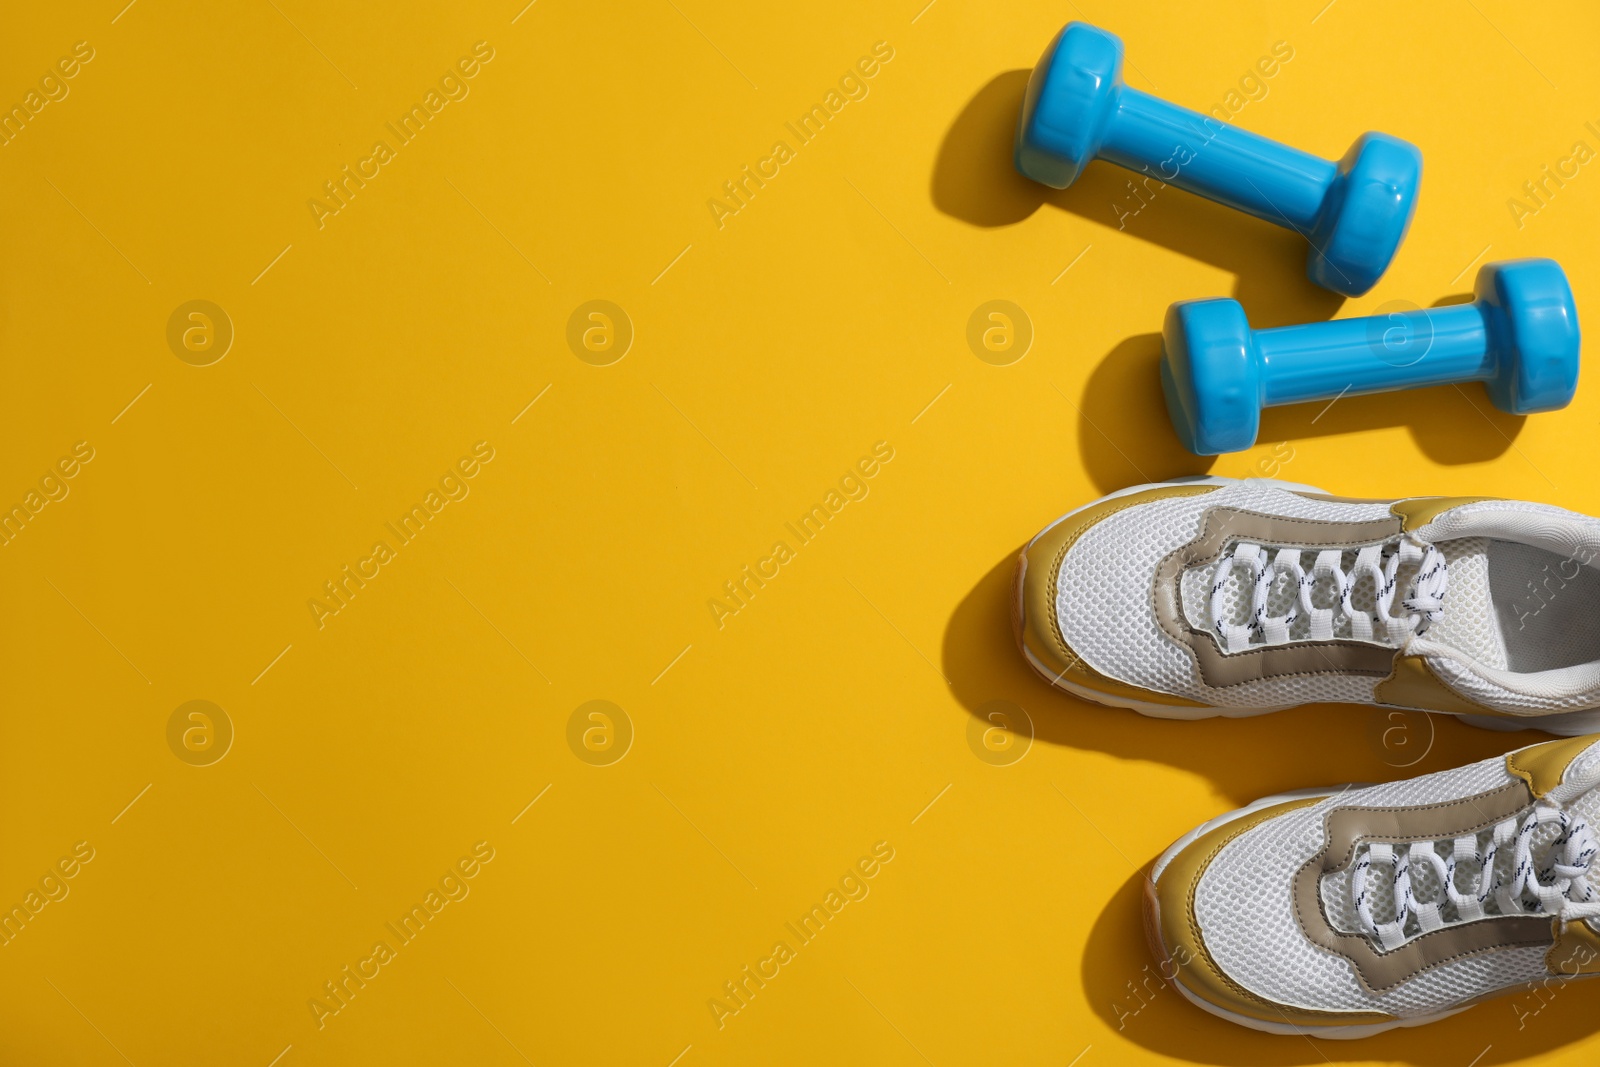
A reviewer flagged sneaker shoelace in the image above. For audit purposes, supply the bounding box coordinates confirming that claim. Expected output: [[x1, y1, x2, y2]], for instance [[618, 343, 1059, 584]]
[[1208, 536, 1449, 654], [1351, 805, 1600, 950]]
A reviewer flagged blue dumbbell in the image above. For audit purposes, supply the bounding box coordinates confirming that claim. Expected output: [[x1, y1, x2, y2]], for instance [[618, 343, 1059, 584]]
[[1015, 22, 1422, 297], [1160, 259, 1581, 455]]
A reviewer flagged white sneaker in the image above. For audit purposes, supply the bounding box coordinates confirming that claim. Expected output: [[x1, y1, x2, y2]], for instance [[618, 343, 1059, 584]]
[[1014, 477, 1600, 735], [1146, 735, 1600, 1036]]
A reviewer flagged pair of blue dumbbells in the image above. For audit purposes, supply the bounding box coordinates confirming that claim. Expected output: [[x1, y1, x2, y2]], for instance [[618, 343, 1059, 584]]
[[1013, 22, 1581, 456]]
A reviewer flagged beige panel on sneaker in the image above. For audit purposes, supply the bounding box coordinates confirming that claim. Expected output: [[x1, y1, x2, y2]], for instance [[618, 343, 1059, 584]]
[[1291, 780, 1552, 993], [1153, 507, 1403, 688]]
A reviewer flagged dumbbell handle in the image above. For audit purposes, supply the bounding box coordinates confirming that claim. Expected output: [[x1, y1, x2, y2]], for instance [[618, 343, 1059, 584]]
[[1105, 88, 1337, 230], [1256, 304, 1489, 407]]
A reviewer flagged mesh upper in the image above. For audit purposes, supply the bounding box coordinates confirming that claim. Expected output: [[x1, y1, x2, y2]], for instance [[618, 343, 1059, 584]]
[[1054, 481, 1393, 706], [1192, 752, 1562, 1017]]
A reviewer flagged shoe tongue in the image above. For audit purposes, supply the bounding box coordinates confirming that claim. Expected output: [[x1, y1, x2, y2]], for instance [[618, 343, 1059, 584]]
[[1417, 538, 1510, 667]]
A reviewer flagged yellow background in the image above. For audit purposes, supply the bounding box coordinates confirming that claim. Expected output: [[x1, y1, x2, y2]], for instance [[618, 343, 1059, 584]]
[[1, 0, 1597, 1063]]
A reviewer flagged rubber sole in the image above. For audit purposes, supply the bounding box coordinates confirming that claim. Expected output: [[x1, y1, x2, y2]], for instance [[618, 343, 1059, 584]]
[[1016, 477, 1600, 736], [1142, 787, 1474, 1038]]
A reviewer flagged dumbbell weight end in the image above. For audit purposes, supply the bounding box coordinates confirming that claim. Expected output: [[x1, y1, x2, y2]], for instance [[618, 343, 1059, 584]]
[[1015, 22, 1422, 296], [1161, 259, 1580, 456]]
